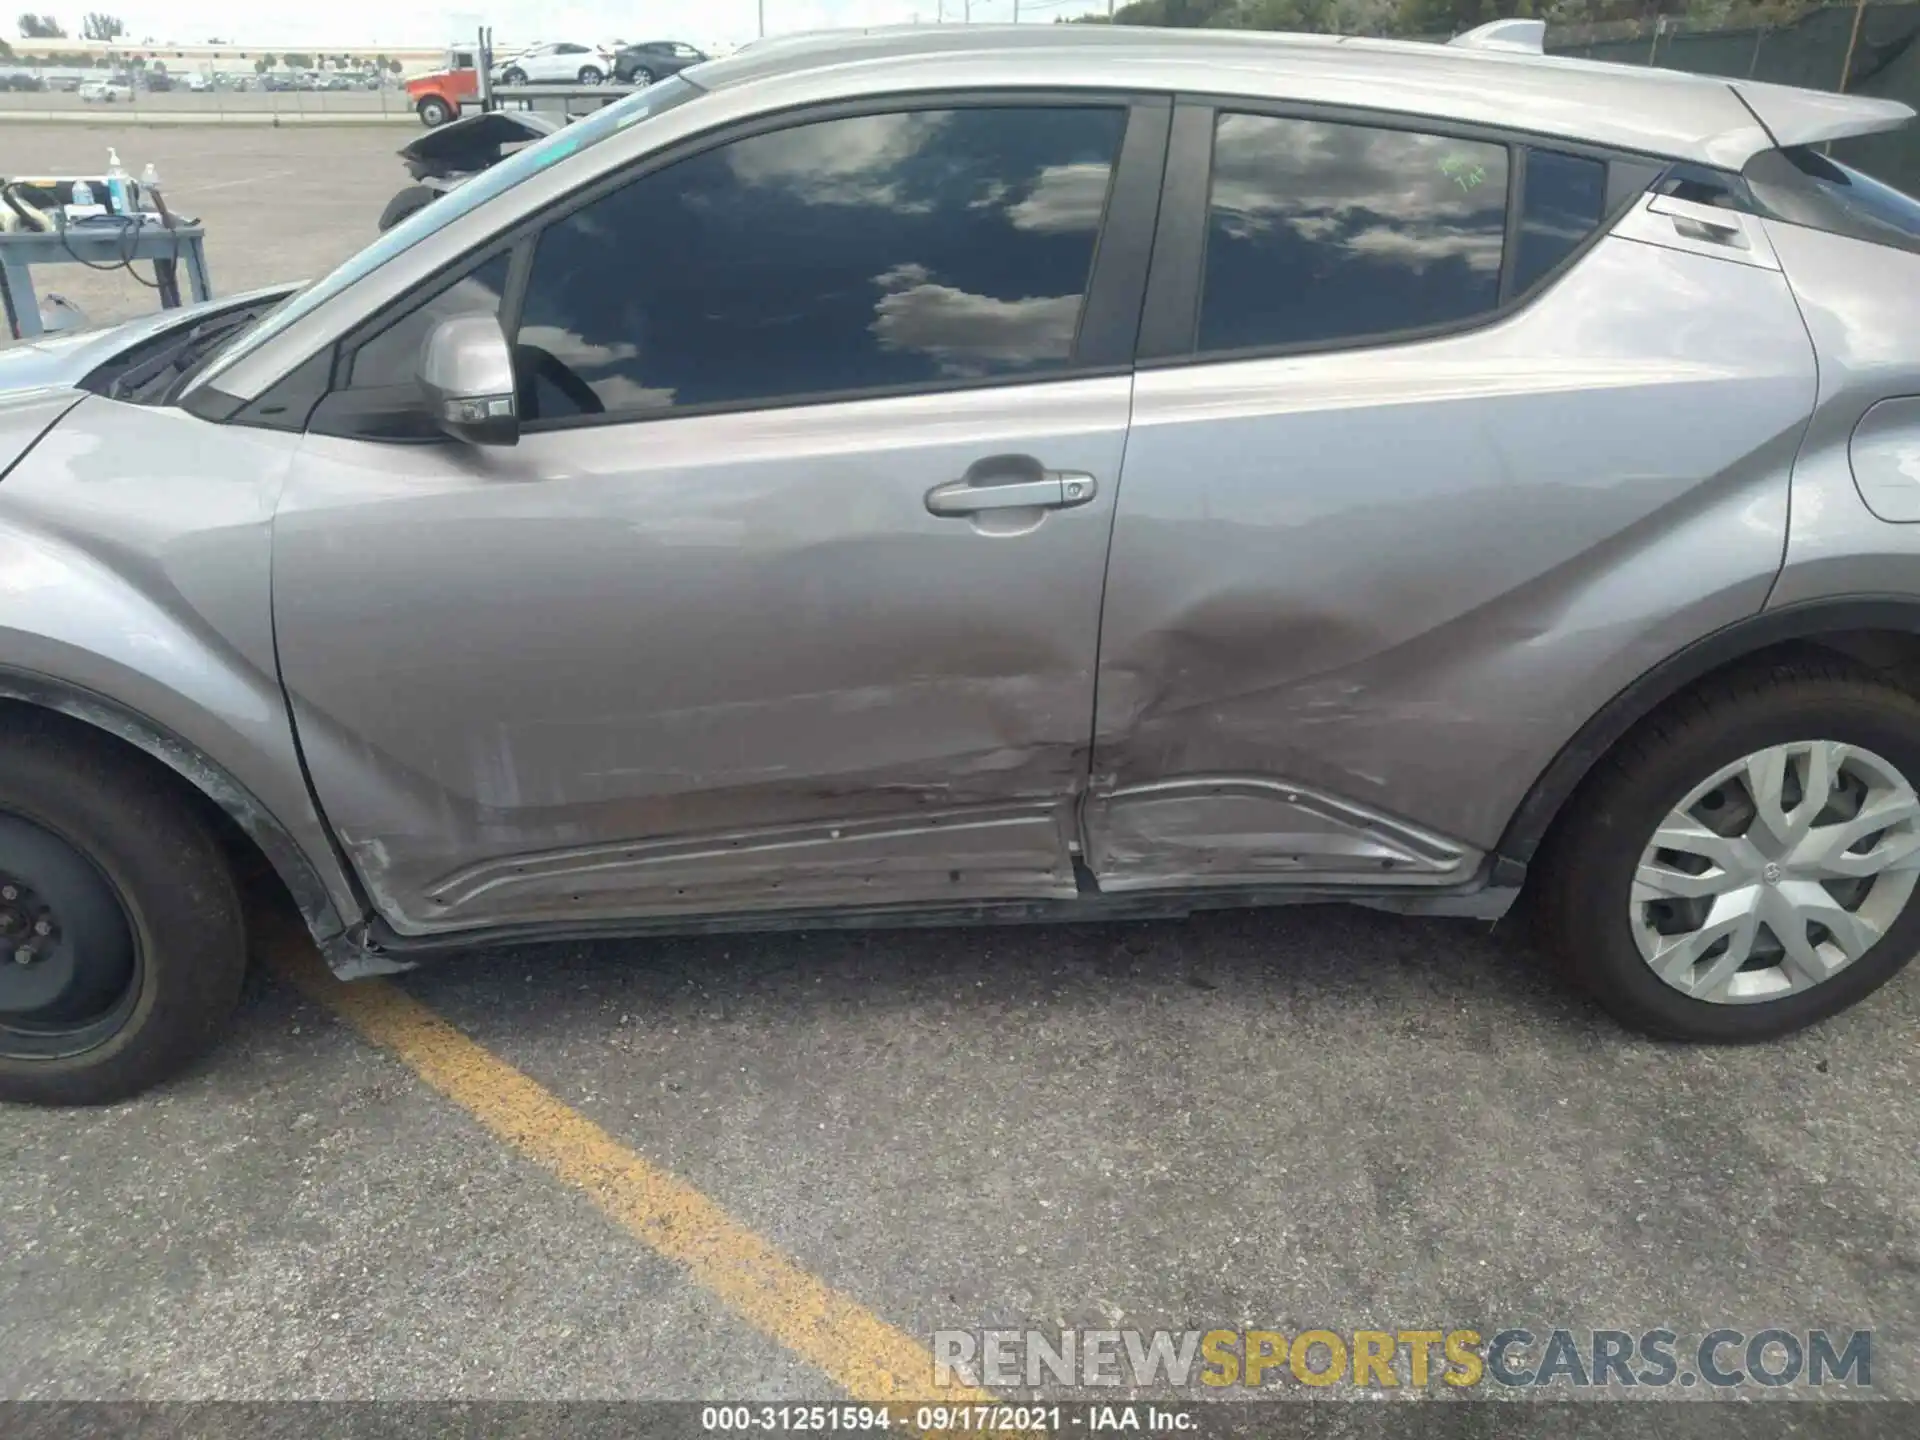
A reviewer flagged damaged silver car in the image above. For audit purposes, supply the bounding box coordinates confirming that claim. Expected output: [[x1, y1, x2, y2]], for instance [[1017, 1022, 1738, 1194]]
[[3, 22, 1920, 1104]]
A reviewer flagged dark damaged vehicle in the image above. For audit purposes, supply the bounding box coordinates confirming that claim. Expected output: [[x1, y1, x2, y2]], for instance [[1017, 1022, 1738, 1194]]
[[3, 22, 1920, 1104], [377, 108, 561, 231]]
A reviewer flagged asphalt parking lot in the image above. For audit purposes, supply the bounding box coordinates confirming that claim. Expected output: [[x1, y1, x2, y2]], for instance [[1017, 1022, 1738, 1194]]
[[0, 87, 412, 120], [3, 120, 1919, 1416]]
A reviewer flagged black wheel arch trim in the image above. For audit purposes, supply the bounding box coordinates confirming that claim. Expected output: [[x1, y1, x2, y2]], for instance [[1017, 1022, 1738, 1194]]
[[1497, 595, 1920, 867], [0, 667, 356, 944]]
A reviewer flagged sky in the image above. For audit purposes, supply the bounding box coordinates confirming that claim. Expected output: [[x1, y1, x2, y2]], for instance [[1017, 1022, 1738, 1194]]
[[93, 0, 1117, 50]]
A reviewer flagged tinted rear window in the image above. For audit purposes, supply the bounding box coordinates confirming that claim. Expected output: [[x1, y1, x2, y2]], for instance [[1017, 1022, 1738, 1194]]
[[1512, 150, 1608, 295], [1198, 113, 1510, 355]]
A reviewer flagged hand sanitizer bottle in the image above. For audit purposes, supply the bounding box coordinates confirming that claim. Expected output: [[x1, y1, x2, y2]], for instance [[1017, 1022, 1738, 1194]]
[[105, 147, 132, 216]]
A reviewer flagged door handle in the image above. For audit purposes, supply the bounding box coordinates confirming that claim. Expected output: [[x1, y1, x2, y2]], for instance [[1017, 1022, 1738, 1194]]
[[924, 470, 1098, 518], [1646, 193, 1750, 248]]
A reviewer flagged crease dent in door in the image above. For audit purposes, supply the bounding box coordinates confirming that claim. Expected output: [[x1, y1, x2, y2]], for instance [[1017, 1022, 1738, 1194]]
[[288, 648, 1094, 930], [1087, 778, 1469, 891], [1087, 238, 1816, 885], [420, 802, 1078, 918], [275, 375, 1132, 933]]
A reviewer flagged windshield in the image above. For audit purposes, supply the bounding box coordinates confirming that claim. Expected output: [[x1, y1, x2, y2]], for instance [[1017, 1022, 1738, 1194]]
[[192, 75, 700, 389]]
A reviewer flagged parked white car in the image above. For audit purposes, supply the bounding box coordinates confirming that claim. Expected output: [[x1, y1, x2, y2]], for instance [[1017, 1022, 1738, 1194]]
[[78, 76, 134, 103], [492, 42, 610, 85], [186, 72, 211, 92]]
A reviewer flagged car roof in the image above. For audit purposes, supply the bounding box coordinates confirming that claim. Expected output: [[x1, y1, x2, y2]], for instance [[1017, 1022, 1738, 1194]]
[[688, 23, 1913, 169]]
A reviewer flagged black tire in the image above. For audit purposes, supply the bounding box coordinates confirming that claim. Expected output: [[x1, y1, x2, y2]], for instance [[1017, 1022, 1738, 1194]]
[[417, 95, 453, 126], [1534, 657, 1920, 1042], [378, 184, 437, 232], [0, 718, 245, 1105], [578, 65, 604, 85], [500, 66, 527, 86], [625, 65, 655, 86]]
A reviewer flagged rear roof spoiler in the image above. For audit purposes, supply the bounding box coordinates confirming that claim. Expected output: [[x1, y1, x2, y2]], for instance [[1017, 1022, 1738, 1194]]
[[1732, 78, 1916, 151], [1445, 18, 1913, 156], [1448, 19, 1545, 53]]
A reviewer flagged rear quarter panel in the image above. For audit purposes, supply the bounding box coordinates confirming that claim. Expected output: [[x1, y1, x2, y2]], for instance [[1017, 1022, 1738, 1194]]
[[1763, 223, 1920, 605]]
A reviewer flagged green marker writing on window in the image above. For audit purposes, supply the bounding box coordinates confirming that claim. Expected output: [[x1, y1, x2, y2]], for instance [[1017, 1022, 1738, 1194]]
[[1439, 153, 1490, 193]]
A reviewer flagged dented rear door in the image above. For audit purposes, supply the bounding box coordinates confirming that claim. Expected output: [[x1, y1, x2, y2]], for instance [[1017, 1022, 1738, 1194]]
[[1083, 103, 1817, 895]]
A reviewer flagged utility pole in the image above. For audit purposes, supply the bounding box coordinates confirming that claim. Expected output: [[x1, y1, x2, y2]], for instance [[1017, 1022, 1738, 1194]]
[[758, 0, 765, 39], [1839, 0, 1869, 91]]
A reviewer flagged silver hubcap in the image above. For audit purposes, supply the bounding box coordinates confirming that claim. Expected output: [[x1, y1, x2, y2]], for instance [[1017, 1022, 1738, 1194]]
[[1631, 740, 1920, 1003]]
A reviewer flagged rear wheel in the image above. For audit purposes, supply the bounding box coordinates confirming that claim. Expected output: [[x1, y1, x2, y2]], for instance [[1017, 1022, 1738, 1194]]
[[500, 66, 527, 86], [577, 65, 604, 84], [0, 719, 246, 1105], [416, 95, 453, 126], [1535, 659, 1920, 1041]]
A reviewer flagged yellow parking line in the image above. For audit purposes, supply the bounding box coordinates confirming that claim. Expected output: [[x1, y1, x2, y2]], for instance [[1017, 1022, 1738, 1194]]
[[271, 944, 997, 1408]]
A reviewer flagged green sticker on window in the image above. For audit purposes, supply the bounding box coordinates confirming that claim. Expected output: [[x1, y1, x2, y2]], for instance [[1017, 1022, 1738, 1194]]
[[1439, 153, 1490, 193]]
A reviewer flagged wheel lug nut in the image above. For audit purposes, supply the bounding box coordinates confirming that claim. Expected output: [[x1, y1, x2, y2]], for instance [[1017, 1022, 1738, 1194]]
[[32, 920, 51, 936], [0, 886, 15, 901]]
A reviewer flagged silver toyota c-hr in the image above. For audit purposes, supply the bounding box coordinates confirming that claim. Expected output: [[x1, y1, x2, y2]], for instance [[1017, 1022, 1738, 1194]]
[[2, 22, 1918, 1103]]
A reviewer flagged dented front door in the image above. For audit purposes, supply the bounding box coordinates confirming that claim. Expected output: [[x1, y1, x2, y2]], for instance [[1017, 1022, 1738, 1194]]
[[273, 381, 1128, 935]]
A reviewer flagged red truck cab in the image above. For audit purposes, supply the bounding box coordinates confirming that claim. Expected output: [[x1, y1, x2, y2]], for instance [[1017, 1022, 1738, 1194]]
[[405, 46, 479, 126]]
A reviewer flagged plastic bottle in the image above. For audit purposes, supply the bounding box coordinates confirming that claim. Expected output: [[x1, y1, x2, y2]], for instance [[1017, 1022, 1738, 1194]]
[[70, 178, 94, 209], [105, 147, 132, 216], [138, 162, 162, 214]]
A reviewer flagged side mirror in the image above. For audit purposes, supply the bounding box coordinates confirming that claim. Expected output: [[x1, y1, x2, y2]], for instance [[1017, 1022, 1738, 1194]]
[[418, 313, 519, 446]]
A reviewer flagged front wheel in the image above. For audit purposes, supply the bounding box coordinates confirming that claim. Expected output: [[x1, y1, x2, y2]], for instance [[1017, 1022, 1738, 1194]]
[[500, 66, 527, 86], [378, 184, 437, 232], [1535, 659, 1920, 1041], [625, 65, 655, 86], [0, 718, 246, 1105], [416, 95, 453, 126]]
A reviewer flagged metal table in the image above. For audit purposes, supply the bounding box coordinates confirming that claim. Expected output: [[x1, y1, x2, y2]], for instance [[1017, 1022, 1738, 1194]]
[[0, 220, 211, 341]]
